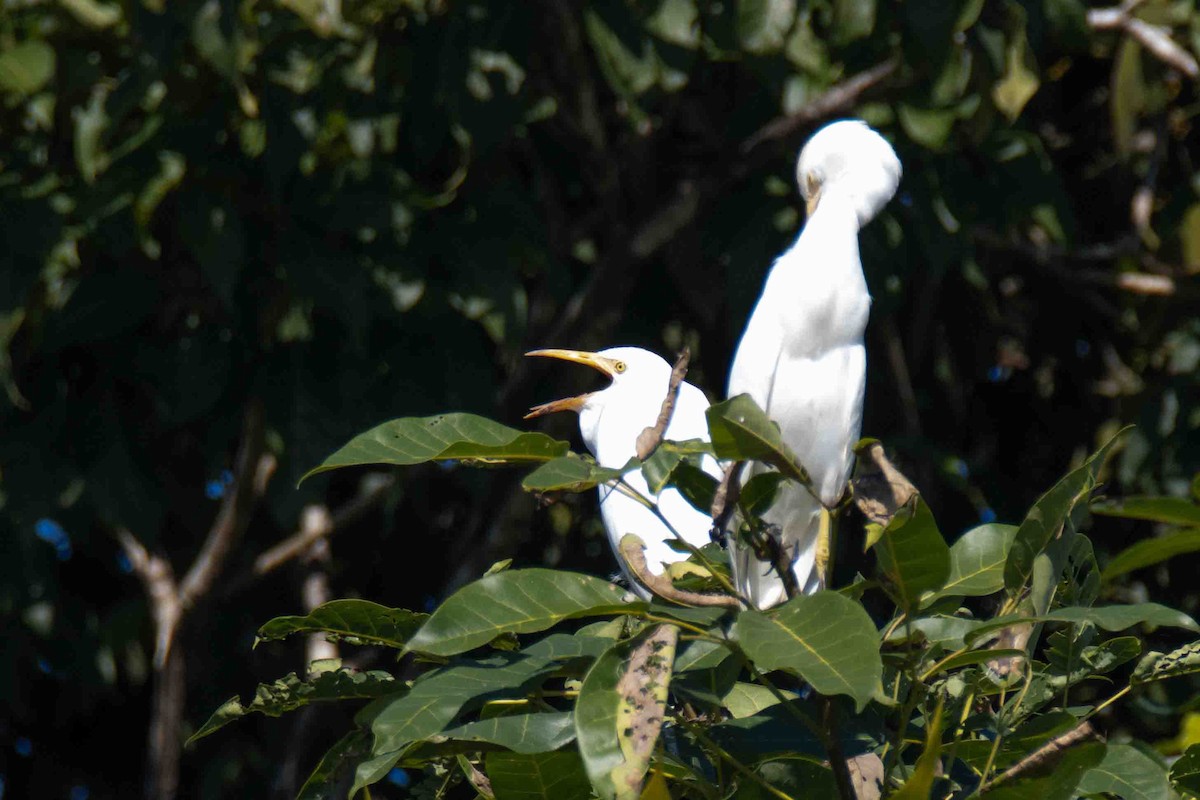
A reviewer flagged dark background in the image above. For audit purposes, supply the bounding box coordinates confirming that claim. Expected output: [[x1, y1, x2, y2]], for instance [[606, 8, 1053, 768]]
[[1, 0, 1198, 797]]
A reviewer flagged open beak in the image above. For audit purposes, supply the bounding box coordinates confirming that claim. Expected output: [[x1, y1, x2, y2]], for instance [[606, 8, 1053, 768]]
[[524, 349, 620, 419]]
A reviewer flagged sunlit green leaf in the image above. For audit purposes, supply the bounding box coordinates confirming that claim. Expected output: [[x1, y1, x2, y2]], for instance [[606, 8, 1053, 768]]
[[928, 523, 1016, 602], [439, 712, 576, 754], [407, 569, 642, 656], [1132, 641, 1200, 685], [871, 497, 950, 612], [992, 26, 1039, 121], [523, 455, 631, 492], [1078, 743, 1171, 800], [706, 395, 809, 485], [302, 414, 570, 482], [0, 41, 56, 96], [733, 591, 881, 710], [190, 665, 397, 743], [256, 599, 426, 649], [486, 750, 594, 800]]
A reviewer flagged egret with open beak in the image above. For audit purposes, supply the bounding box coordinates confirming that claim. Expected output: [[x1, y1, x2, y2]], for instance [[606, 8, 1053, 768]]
[[526, 347, 717, 598], [727, 119, 902, 609]]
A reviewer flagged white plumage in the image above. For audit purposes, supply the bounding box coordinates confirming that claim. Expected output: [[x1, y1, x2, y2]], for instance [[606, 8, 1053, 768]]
[[526, 347, 718, 598], [727, 119, 901, 609]]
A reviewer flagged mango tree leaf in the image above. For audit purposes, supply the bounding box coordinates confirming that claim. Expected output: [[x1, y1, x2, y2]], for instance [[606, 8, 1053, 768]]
[[871, 497, 950, 612], [1171, 744, 1200, 797], [575, 624, 678, 800], [439, 712, 576, 754], [733, 591, 881, 710], [302, 414, 570, 482], [1077, 743, 1171, 800], [256, 599, 427, 649], [1111, 37, 1144, 159], [0, 41, 56, 96], [1132, 641, 1200, 685], [296, 729, 372, 800], [486, 750, 594, 800], [190, 665, 397, 743], [740, 473, 787, 517], [1004, 428, 1127, 596], [523, 455, 632, 493], [897, 104, 957, 150], [1101, 526, 1200, 582], [965, 604, 1198, 647], [928, 523, 1016, 602], [706, 395, 809, 485], [832, 0, 876, 43], [1092, 496, 1200, 526], [407, 569, 644, 657], [720, 682, 798, 719]]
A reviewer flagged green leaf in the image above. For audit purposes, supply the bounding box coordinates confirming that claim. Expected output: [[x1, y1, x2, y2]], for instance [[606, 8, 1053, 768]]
[[871, 497, 950, 612], [720, 682, 798, 719], [736, 0, 795, 54], [928, 523, 1016, 602], [740, 473, 787, 517], [575, 625, 678, 800], [584, 8, 657, 98], [1132, 640, 1200, 685], [1078, 744, 1171, 800], [256, 600, 427, 649], [992, 26, 1039, 121], [1171, 744, 1200, 797], [523, 455, 631, 493], [733, 591, 882, 710], [898, 104, 957, 151], [1092, 496, 1200, 527], [705, 395, 809, 485], [740, 759, 838, 799], [407, 569, 643, 657], [301, 414, 570, 483], [1102, 527, 1200, 582], [189, 665, 397, 743], [1004, 428, 1127, 596], [1111, 37, 1144, 159], [486, 750, 594, 800], [832, 0, 876, 43], [1046, 604, 1198, 633], [296, 729, 372, 800], [0, 41, 56, 96], [439, 712, 576, 754]]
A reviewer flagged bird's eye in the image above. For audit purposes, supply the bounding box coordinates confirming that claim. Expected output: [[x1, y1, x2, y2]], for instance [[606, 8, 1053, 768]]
[[613, 361, 627, 374]]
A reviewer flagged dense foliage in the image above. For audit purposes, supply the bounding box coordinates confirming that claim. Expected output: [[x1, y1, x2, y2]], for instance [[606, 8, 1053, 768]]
[[2, 0, 1200, 797]]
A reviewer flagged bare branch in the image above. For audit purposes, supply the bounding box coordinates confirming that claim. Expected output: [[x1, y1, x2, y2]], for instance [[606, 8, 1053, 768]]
[[115, 527, 181, 669], [635, 347, 690, 461], [619, 534, 742, 608], [980, 722, 1099, 792], [851, 442, 918, 527], [179, 401, 268, 608], [302, 536, 338, 669], [254, 473, 395, 576], [1089, 4, 1199, 78]]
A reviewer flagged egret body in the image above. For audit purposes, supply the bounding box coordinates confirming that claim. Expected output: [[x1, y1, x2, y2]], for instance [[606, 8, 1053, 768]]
[[526, 347, 717, 599], [728, 119, 901, 609]]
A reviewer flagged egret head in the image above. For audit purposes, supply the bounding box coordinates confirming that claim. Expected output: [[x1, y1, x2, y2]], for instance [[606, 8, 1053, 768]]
[[525, 346, 673, 448], [796, 119, 901, 227]]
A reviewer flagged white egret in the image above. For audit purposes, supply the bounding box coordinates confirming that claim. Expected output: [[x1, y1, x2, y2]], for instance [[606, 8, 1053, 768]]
[[727, 119, 901, 609], [525, 347, 717, 599]]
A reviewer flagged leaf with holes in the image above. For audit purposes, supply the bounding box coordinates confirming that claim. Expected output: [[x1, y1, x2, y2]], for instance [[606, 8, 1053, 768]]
[[256, 599, 426, 649]]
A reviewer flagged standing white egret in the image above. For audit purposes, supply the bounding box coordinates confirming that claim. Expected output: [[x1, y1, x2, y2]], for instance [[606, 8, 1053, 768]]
[[525, 347, 717, 599], [728, 119, 901, 609]]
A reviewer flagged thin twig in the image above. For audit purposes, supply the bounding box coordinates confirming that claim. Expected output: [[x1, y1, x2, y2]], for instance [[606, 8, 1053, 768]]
[[978, 721, 1098, 792], [254, 474, 395, 576], [1088, 3, 1198, 78], [635, 347, 690, 461]]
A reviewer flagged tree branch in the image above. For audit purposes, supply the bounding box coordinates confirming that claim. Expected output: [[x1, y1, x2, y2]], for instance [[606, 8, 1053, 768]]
[[1088, 3, 1199, 78], [978, 722, 1099, 792], [635, 347, 690, 461]]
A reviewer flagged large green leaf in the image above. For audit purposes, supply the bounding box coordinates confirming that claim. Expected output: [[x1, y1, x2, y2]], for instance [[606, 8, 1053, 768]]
[[1004, 429, 1127, 596], [1077, 744, 1171, 800], [407, 569, 643, 657], [1171, 744, 1200, 797], [190, 663, 397, 743], [1132, 640, 1200, 685], [733, 591, 881, 710], [1101, 529, 1200, 582], [1092, 496, 1200, 527], [964, 604, 1198, 646], [486, 750, 594, 800], [439, 712, 576, 754], [256, 599, 427, 649], [982, 741, 1105, 800], [575, 624, 678, 800], [871, 497, 950, 612], [928, 523, 1017, 602], [0, 41, 56, 95], [522, 455, 631, 493], [705, 395, 809, 484], [720, 682, 799, 719], [301, 414, 570, 482]]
